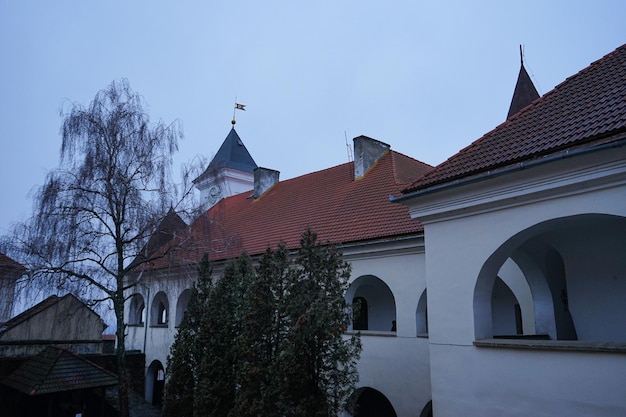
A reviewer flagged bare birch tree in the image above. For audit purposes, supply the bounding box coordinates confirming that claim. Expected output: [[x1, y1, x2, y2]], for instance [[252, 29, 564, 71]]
[[8, 79, 190, 417]]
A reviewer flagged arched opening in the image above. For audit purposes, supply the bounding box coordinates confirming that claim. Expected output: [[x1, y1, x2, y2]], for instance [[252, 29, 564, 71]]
[[146, 360, 165, 406], [474, 214, 626, 342], [151, 291, 169, 326], [419, 400, 433, 417], [345, 275, 396, 332], [345, 387, 397, 417], [176, 289, 192, 327], [416, 289, 428, 337], [491, 277, 522, 336], [128, 293, 145, 325]]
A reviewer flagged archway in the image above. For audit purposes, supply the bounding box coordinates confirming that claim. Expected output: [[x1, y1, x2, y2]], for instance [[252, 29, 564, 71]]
[[175, 289, 192, 327], [474, 214, 626, 342], [346, 387, 397, 417], [146, 360, 165, 406], [128, 293, 145, 325], [345, 275, 396, 332], [419, 400, 433, 417], [416, 289, 428, 337], [150, 291, 169, 326]]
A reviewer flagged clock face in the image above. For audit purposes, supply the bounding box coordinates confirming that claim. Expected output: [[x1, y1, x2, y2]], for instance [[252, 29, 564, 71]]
[[208, 186, 220, 204]]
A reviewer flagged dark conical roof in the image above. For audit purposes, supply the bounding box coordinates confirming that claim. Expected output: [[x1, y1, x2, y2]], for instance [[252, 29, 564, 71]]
[[207, 128, 258, 173], [193, 128, 258, 185], [507, 57, 540, 119]]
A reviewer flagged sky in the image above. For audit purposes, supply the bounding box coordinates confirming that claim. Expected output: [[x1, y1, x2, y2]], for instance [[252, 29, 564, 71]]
[[1, 1, 625, 235]]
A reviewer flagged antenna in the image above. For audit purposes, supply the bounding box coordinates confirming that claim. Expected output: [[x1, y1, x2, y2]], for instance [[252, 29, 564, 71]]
[[345, 131, 353, 162], [520, 44, 524, 65]]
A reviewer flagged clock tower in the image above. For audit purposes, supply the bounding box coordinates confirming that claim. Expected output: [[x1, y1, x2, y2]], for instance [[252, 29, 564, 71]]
[[193, 127, 258, 210]]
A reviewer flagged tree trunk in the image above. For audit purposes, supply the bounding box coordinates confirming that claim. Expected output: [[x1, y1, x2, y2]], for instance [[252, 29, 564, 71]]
[[115, 293, 130, 417]]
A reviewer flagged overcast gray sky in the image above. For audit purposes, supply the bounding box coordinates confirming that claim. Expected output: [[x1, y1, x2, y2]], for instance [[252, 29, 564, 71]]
[[1, 1, 624, 234]]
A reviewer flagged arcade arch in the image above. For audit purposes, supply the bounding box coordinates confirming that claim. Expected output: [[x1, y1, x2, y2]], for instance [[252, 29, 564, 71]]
[[175, 289, 192, 327], [128, 293, 145, 325], [345, 275, 396, 332], [474, 214, 626, 342], [344, 387, 397, 417], [146, 360, 165, 406], [416, 289, 428, 337], [151, 291, 169, 326]]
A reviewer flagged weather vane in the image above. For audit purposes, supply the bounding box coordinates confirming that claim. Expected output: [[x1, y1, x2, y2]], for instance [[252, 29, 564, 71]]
[[232, 99, 246, 126]]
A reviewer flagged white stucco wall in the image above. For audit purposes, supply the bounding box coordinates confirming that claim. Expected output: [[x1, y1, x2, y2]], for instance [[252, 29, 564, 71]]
[[407, 148, 626, 417], [345, 242, 432, 417], [430, 344, 626, 417]]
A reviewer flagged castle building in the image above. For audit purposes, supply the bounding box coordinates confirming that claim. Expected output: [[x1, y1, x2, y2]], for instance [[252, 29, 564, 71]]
[[396, 43, 626, 416], [126, 44, 626, 416]]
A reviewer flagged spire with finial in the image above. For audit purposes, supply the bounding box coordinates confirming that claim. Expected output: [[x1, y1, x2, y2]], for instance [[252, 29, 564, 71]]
[[507, 45, 540, 119]]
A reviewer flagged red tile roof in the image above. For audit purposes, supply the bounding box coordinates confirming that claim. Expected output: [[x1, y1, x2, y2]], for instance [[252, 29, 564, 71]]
[[149, 149, 432, 267], [404, 43, 626, 194]]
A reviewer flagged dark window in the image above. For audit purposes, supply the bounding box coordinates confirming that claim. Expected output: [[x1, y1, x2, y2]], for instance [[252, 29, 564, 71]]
[[353, 297, 368, 330]]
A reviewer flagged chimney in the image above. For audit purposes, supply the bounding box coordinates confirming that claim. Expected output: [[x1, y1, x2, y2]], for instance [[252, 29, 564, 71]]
[[252, 167, 280, 198], [353, 135, 390, 179]]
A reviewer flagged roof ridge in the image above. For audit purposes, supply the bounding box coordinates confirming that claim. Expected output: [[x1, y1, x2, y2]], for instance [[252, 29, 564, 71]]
[[35, 347, 64, 394], [403, 43, 626, 193], [1, 295, 61, 333]]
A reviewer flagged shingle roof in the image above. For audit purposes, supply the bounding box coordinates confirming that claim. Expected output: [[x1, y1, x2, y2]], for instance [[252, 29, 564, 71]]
[[404, 43, 626, 194], [149, 149, 432, 267], [193, 128, 258, 184], [1, 346, 117, 395]]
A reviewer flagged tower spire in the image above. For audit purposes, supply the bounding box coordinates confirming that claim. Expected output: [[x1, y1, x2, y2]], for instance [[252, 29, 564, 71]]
[[507, 45, 540, 119]]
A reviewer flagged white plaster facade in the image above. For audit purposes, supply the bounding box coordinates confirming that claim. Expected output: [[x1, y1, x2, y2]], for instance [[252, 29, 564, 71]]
[[125, 44, 626, 417], [399, 144, 626, 416]]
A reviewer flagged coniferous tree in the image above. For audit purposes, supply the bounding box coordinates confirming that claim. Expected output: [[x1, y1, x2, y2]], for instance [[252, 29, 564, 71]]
[[195, 254, 255, 417], [282, 228, 361, 417], [163, 254, 212, 417], [232, 244, 290, 417], [165, 229, 361, 417]]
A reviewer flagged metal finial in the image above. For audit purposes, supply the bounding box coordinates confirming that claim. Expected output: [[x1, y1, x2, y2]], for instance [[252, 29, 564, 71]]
[[520, 44, 524, 65]]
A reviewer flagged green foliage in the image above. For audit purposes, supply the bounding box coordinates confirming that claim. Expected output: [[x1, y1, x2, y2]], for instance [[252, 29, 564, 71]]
[[165, 228, 361, 417], [281, 229, 361, 417], [163, 254, 212, 417]]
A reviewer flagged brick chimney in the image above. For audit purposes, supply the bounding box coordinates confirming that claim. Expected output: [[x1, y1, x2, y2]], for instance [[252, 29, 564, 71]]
[[353, 135, 390, 179], [252, 167, 280, 198]]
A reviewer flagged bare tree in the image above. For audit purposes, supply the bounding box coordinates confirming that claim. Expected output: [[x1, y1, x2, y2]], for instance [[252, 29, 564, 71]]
[[9, 79, 190, 417]]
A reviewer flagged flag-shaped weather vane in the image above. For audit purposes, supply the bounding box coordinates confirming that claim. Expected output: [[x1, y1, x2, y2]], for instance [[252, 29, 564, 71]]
[[232, 100, 246, 127]]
